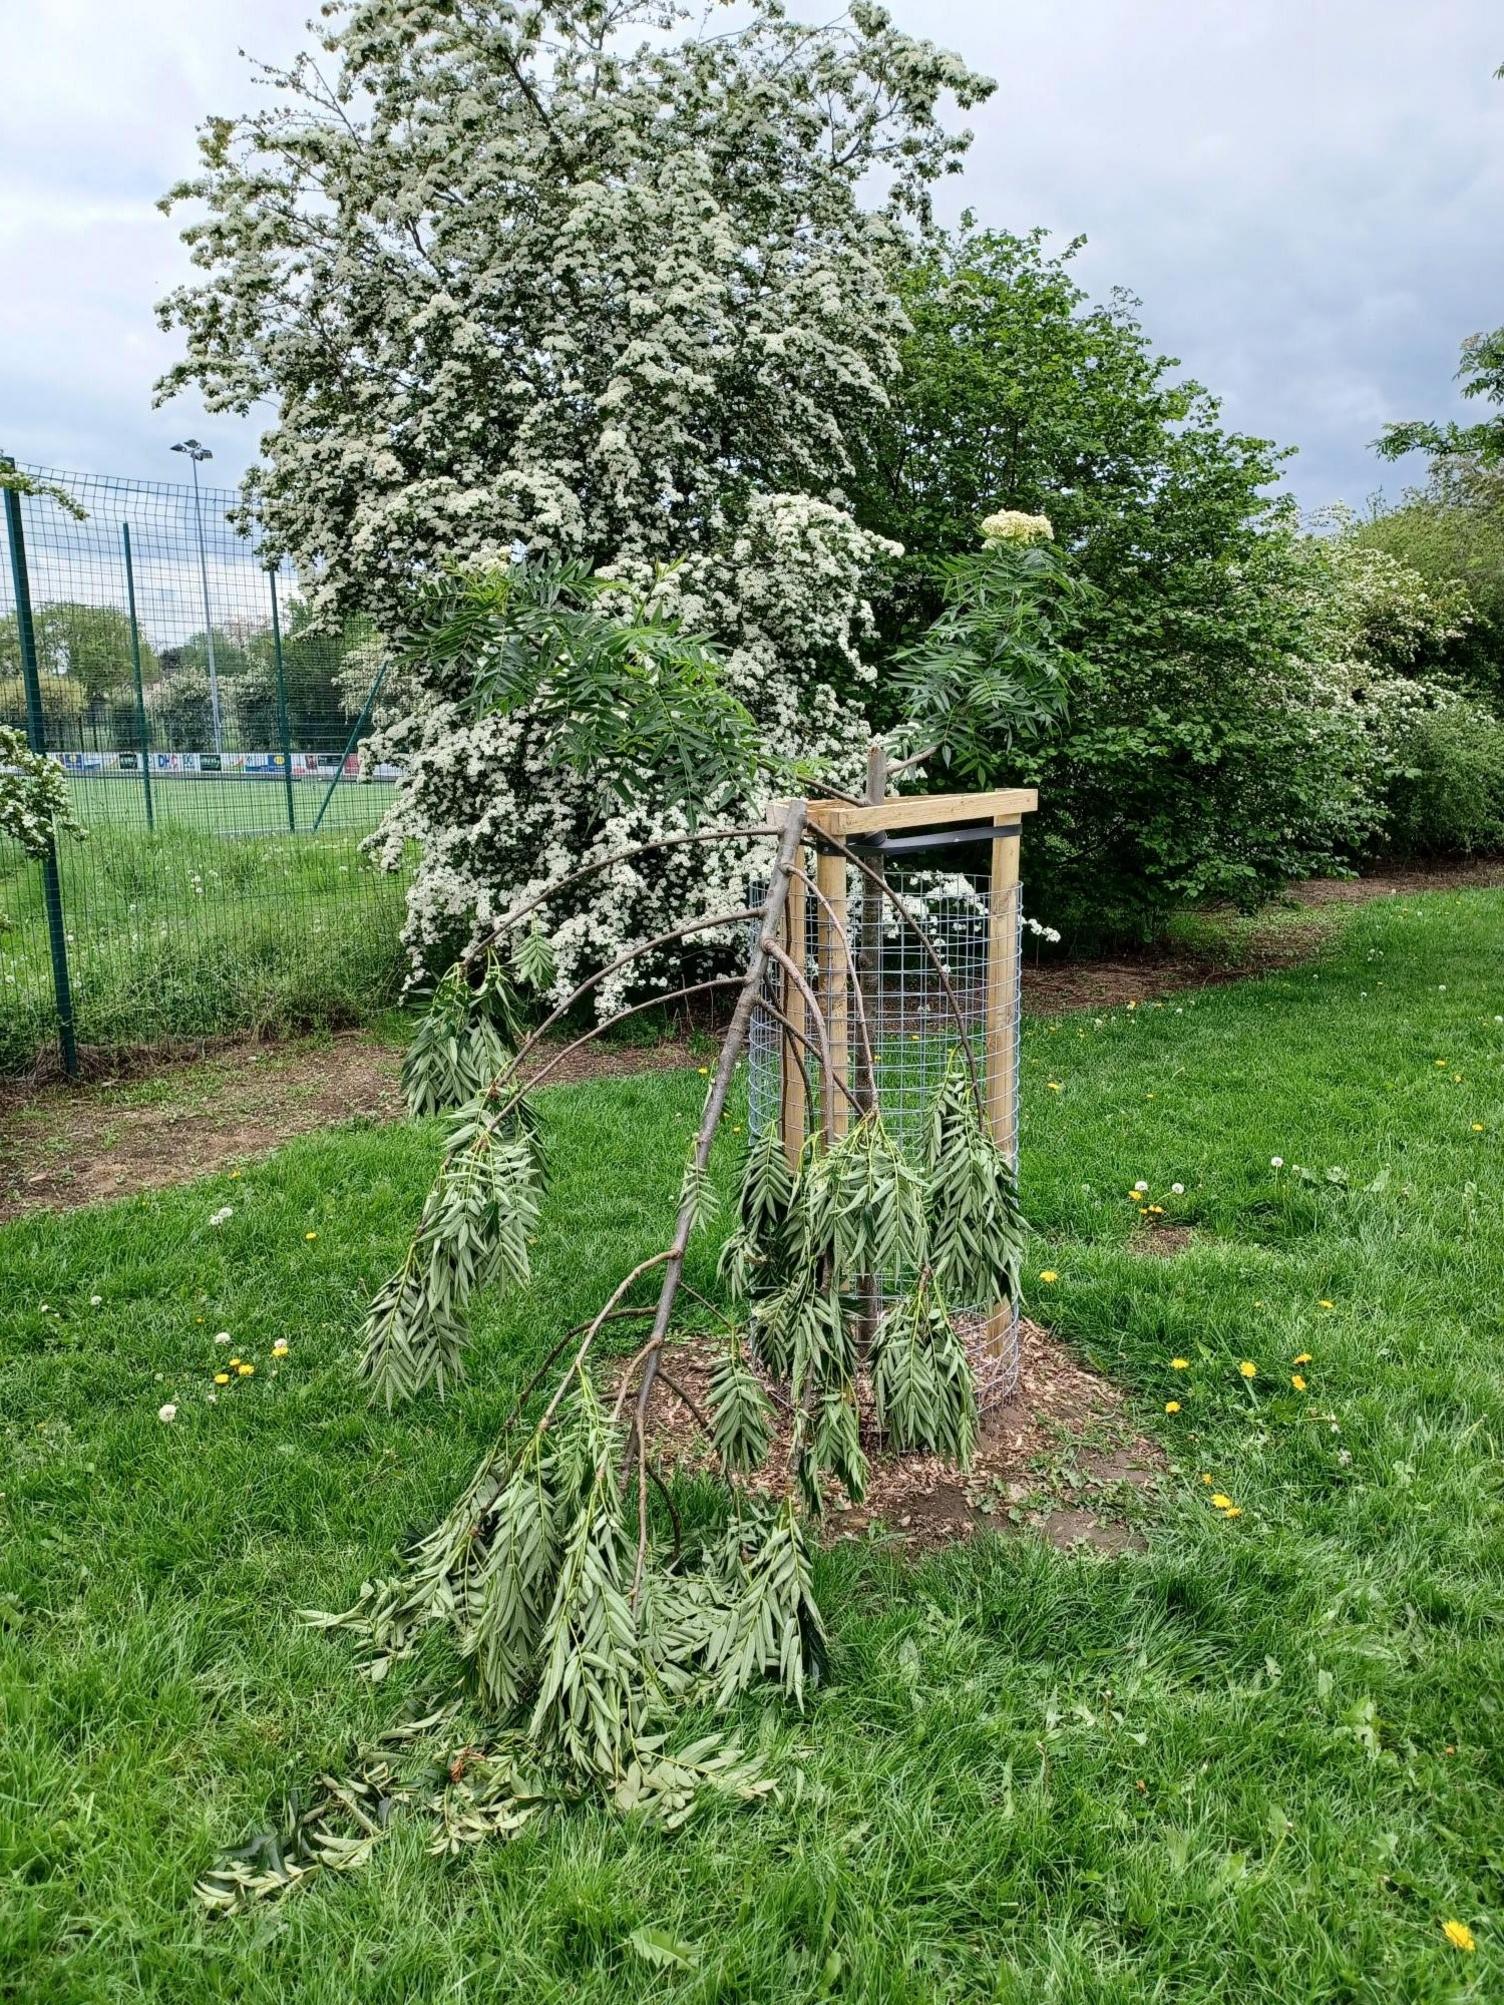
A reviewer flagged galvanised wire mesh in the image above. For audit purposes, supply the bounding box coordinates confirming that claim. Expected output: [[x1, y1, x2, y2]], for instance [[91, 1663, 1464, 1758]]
[[749, 843, 1024, 1407], [1, 465, 411, 1074]]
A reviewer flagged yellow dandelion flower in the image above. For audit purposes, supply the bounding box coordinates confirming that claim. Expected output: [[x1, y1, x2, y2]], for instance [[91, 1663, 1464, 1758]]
[[1200, 1473, 1213, 1485], [697, 1065, 709, 1075], [1222, 1505, 1243, 1519], [1442, 1921, 1476, 1954], [1239, 1360, 1258, 1380], [228, 1358, 241, 1369], [304, 1231, 318, 1242], [1129, 1191, 1144, 1202], [1434, 1059, 1448, 1068], [272, 1339, 289, 1356], [1164, 1400, 1181, 1414], [1047, 1080, 1062, 1091], [237, 1363, 254, 1377], [1318, 1299, 1334, 1309], [1171, 1358, 1189, 1370], [1293, 1352, 1313, 1366], [213, 1372, 230, 1386], [1038, 1270, 1059, 1284], [1147, 1204, 1164, 1215], [1291, 1374, 1307, 1392], [1211, 1493, 1233, 1510], [1473, 1123, 1485, 1132]]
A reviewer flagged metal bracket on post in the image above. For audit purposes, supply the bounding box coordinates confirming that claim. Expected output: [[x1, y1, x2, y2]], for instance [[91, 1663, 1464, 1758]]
[[5, 484, 79, 1079]]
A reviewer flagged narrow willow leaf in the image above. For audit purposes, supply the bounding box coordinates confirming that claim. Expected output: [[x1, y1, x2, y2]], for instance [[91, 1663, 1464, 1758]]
[[708, 1344, 773, 1474]]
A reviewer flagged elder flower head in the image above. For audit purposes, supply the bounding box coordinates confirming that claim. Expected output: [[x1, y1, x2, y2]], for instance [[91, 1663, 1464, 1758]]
[[980, 508, 1054, 546]]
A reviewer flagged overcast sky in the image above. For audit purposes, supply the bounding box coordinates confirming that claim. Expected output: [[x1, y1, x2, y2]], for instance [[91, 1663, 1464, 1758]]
[[2, 0, 1500, 513]]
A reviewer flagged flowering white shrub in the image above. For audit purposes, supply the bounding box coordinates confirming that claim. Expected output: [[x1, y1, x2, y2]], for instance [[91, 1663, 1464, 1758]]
[[0, 727, 85, 859], [158, 1, 993, 999], [367, 498, 902, 1008]]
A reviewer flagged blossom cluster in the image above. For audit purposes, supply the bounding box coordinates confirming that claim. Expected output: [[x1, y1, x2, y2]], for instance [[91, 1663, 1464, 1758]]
[[0, 727, 85, 859], [980, 510, 1054, 546]]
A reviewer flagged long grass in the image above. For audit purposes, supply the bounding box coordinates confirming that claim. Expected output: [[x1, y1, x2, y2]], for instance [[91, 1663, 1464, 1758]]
[[1, 888, 1501, 2000], [0, 777, 407, 1072]]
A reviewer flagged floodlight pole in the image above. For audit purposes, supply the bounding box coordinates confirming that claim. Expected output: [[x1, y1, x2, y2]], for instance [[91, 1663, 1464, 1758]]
[[171, 439, 223, 756]]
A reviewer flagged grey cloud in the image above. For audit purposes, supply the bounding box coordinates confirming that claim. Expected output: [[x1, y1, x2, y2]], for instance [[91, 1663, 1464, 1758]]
[[2, 0, 1499, 513]]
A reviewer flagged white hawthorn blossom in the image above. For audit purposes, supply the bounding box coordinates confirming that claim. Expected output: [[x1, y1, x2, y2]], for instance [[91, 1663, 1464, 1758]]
[[0, 727, 85, 859], [157, 2, 993, 999]]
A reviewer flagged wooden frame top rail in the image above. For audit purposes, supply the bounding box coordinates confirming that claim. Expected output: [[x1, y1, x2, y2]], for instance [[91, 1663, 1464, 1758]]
[[784, 787, 1038, 839]]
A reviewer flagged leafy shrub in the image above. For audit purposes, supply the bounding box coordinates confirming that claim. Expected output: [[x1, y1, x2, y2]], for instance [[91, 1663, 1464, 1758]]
[[1383, 698, 1504, 857]]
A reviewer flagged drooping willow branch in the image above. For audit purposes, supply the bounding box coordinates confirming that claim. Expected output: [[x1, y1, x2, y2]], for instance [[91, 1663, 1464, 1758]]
[[456, 824, 779, 976]]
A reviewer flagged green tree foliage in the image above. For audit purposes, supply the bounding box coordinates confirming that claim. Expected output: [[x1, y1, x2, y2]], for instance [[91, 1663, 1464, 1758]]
[[146, 665, 215, 751], [0, 602, 154, 716], [1376, 328, 1504, 469], [401, 561, 761, 820], [1355, 460, 1504, 702], [890, 526, 1084, 781], [854, 228, 1459, 939]]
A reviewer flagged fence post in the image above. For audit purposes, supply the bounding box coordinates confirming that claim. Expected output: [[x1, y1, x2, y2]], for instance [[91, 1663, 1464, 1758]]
[[120, 523, 155, 831], [311, 655, 390, 834], [4, 485, 80, 1078], [268, 565, 297, 833]]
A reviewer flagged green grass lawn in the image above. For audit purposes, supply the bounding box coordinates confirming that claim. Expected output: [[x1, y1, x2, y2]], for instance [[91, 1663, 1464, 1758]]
[[3, 888, 1502, 2001], [0, 778, 409, 1072]]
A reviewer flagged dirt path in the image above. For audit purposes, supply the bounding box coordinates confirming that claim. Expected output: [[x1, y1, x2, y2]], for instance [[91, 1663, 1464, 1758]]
[[0, 1030, 702, 1223], [4, 859, 1500, 1223]]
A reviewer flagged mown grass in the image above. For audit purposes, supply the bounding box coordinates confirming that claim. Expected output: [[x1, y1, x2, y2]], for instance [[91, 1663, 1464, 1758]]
[[0, 778, 408, 1073], [2, 889, 1502, 2001]]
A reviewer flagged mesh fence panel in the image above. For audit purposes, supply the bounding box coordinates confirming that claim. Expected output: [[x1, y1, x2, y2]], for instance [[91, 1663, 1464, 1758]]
[[1, 465, 411, 1074]]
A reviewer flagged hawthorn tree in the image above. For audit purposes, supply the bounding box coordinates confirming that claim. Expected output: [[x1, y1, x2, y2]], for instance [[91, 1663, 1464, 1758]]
[[157, 0, 994, 996]]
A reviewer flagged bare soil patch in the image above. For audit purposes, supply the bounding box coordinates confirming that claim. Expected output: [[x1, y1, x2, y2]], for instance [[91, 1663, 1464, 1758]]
[[627, 1318, 1162, 1556], [1020, 857, 1504, 1015], [0, 1029, 701, 1223], [5, 857, 1497, 1224], [1135, 1223, 1195, 1258]]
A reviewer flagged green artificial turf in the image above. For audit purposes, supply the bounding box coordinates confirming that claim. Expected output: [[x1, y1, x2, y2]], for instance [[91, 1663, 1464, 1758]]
[[1, 887, 1501, 2001]]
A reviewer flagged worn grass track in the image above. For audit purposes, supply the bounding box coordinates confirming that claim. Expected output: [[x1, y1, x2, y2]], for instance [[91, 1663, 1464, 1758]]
[[2, 888, 1502, 2001]]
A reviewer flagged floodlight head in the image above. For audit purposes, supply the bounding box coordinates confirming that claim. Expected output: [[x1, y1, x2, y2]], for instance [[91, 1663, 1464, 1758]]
[[171, 438, 212, 462]]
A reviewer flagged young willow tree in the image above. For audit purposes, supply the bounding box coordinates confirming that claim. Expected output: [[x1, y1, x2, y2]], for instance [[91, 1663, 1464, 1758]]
[[157, 0, 994, 999], [197, 548, 1057, 1908]]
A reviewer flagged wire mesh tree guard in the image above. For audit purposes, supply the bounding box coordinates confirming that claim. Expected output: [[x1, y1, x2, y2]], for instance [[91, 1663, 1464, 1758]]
[[749, 778, 1034, 1408]]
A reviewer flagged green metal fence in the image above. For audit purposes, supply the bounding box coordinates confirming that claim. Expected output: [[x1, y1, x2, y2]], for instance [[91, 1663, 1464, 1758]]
[[1, 464, 412, 1076]]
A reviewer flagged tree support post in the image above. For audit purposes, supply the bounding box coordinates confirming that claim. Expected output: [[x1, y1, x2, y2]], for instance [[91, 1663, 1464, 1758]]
[[984, 811, 1022, 1367]]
